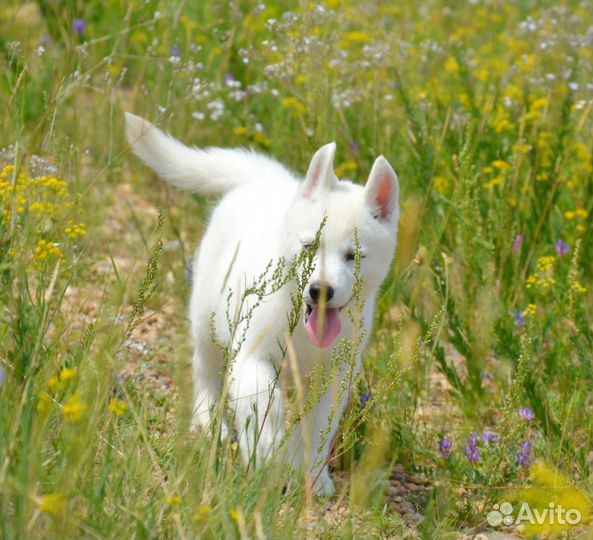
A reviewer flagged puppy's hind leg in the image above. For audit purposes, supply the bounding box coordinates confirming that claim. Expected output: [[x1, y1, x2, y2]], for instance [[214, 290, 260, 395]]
[[191, 348, 229, 439]]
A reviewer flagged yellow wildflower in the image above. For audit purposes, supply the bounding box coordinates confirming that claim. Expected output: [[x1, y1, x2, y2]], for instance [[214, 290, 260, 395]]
[[108, 65, 122, 78], [193, 505, 212, 523], [109, 398, 128, 417], [233, 126, 249, 137], [229, 509, 240, 521], [281, 97, 306, 114], [491, 106, 513, 133], [40, 176, 69, 197], [167, 496, 181, 507], [433, 176, 449, 194], [62, 394, 86, 423], [492, 159, 510, 171], [474, 68, 489, 82], [39, 493, 66, 516], [59, 368, 77, 382], [536, 256, 555, 273], [484, 176, 505, 190], [34, 240, 64, 261], [64, 221, 87, 239], [531, 97, 549, 111], [514, 142, 531, 155], [335, 161, 358, 177], [295, 74, 308, 85], [526, 275, 538, 289], [444, 57, 460, 73], [0, 165, 15, 180], [573, 282, 587, 294], [343, 31, 371, 45], [505, 84, 523, 101], [252, 132, 272, 147], [523, 304, 537, 318], [29, 202, 47, 214]]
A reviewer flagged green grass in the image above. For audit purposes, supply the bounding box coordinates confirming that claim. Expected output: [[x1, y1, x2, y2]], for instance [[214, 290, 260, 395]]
[[1, 0, 593, 538]]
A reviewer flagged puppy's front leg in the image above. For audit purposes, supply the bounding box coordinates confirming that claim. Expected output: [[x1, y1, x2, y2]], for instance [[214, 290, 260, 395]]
[[230, 354, 285, 466], [290, 363, 357, 497]]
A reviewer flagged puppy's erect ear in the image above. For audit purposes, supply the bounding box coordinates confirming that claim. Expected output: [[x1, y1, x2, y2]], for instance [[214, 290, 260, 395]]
[[299, 142, 338, 198], [364, 156, 399, 223]]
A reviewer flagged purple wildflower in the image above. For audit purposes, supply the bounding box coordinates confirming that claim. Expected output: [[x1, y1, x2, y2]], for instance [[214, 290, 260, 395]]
[[171, 46, 181, 59], [465, 432, 482, 463], [0, 365, 4, 387], [482, 431, 499, 446], [73, 19, 85, 36], [516, 441, 533, 468], [349, 141, 359, 155], [439, 437, 452, 458], [514, 309, 526, 327], [519, 407, 535, 421], [224, 73, 236, 85], [512, 234, 524, 254], [360, 391, 372, 409], [555, 240, 570, 258]]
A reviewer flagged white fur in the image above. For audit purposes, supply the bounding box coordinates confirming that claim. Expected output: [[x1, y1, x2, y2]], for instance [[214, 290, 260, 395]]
[[125, 113, 400, 496]]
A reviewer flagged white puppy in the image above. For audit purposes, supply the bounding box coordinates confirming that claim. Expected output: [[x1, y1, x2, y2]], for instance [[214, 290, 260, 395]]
[[125, 113, 400, 496]]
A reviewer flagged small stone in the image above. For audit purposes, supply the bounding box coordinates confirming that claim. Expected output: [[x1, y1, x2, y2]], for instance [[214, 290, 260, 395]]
[[402, 512, 415, 524], [399, 501, 415, 513], [390, 479, 403, 491]]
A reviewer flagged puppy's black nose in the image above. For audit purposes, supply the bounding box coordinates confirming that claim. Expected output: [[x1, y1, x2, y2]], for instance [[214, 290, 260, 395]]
[[309, 283, 334, 304]]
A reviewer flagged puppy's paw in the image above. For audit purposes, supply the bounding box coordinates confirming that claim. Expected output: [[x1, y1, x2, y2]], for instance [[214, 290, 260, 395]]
[[312, 468, 336, 498]]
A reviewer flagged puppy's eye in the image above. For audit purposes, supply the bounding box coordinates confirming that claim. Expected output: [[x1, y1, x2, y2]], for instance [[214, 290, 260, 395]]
[[345, 250, 365, 262]]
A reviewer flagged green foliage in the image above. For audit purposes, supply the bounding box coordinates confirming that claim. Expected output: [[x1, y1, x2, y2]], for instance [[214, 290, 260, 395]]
[[1, 0, 593, 538]]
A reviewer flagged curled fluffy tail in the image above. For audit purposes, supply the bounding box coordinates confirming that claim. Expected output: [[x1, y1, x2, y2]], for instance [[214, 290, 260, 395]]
[[125, 113, 290, 194]]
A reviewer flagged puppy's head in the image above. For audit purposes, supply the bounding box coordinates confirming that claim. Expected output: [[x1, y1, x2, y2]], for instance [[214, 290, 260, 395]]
[[284, 143, 400, 348]]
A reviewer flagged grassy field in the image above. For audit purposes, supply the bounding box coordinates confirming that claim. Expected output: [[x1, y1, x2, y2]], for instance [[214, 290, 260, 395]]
[[2, 0, 593, 538]]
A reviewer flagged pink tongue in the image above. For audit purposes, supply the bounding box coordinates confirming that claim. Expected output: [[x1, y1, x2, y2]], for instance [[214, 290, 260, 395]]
[[305, 306, 342, 348]]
